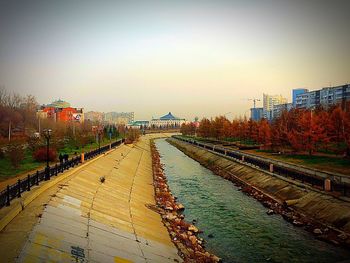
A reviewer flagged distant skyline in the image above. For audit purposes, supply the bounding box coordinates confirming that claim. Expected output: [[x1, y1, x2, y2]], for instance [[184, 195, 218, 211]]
[[0, 0, 349, 120]]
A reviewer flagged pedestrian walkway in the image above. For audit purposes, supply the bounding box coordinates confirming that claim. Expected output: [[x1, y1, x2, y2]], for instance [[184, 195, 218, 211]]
[[14, 134, 180, 262]]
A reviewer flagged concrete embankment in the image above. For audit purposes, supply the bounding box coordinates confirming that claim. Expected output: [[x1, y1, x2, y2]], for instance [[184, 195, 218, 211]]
[[168, 138, 350, 248], [0, 134, 182, 262]]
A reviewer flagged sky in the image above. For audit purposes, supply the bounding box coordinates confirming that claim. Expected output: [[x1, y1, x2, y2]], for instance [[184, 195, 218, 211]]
[[0, 0, 349, 120]]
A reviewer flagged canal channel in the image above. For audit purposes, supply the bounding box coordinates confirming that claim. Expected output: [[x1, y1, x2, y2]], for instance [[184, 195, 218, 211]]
[[155, 138, 350, 263]]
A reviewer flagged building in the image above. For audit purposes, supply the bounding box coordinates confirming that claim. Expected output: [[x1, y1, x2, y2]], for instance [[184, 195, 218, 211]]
[[38, 99, 84, 122], [149, 112, 186, 128], [263, 94, 287, 120], [292, 88, 308, 107], [84, 111, 104, 123], [250, 107, 264, 121], [104, 112, 134, 125], [127, 120, 149, 129], [296, 84, 350, 109], [272, 103, 293, 119]]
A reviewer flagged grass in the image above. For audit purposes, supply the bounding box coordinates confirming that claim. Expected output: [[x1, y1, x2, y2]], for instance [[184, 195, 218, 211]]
[[279, 154, 350, 167], [0, 149, 42, 180], [248, 149, 350, 175], [0, 136, 122, 181]]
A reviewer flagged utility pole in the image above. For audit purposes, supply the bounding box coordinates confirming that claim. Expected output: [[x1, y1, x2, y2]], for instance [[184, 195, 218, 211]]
[[8, 120, 11, 142]]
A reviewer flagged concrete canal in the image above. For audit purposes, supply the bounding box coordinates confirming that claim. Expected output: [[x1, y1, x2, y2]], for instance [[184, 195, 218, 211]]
[[155, 139, 350, 263]]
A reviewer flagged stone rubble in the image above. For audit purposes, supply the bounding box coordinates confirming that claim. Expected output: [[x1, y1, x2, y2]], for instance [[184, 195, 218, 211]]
[[151, 141, 221, 263]]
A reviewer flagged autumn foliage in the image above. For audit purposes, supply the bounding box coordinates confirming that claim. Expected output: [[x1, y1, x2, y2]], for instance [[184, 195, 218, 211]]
[[33, 147, 57, 162], [181, 106, 350, 155]]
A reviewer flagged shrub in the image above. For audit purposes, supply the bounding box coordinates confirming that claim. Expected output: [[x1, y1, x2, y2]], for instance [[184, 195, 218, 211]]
[[33, 147, 57, 162], [27, 136, 41, 152], [125, 129, 140, 144], [6, 142, 25, 169]]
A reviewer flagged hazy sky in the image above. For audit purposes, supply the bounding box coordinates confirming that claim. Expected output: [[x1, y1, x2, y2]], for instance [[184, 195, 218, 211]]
[[0, 0, 349, 120]]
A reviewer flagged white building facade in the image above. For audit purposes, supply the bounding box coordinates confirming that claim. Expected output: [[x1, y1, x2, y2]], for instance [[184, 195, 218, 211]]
[[149, 112, 186, 128]]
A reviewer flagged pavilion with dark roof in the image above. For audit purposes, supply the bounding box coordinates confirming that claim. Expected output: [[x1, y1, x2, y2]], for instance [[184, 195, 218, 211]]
[[150, 112, 186, 128]]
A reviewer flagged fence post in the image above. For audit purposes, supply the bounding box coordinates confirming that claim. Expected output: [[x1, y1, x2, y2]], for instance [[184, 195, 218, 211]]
[[45, 167, 50, 181], [17, 179, 21, 197], [324, 179, 331, 191], [242, 156, 245, 162], [344, 183, 347, 196], [36, 171, 39, 185], [269, 164, 274, 173], [6, 185, 10, 206], [81, 153, 85, 163], [27, 175, 30, 191]]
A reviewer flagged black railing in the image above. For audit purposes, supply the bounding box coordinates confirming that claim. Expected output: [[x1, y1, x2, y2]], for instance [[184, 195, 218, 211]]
[[174, 136, 350, 197], [0, 139, 124, 209]]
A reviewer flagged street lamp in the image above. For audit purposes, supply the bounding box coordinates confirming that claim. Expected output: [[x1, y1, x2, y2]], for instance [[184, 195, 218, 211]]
[[98, 126, 102, 154], [43, 129, 52, 180]]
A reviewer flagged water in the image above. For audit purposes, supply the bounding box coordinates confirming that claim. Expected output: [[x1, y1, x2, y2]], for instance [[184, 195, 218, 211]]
[[155, 139, 350, 263]]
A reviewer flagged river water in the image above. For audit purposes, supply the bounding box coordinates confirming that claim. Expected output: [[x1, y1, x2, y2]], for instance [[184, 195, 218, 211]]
[[155, 139, 350, 263]]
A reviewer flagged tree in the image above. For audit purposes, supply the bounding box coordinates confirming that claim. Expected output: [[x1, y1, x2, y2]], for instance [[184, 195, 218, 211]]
[[6, 142, 25, 169], [197, 118, 211, 138], [257, 119, 271, 147], [329, 106, 346, 153]]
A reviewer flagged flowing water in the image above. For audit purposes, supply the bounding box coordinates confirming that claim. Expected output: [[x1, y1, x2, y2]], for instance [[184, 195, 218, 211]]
[[155, 139, 350, 263]]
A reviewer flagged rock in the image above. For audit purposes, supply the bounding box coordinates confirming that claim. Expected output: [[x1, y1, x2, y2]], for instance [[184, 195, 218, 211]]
[[266, 209, 274, 215], [176, 203, 185, 211], [292, 220, 304, 227], [189, 235, 197, 245], [165, 206, 174, 211], [165, 214, 177, 220], [188, 225, 199, 233], [313, 228, 322, 235], [180, 233, 188, 240], [331, 240, 340, 245], [205, 252, 211, 257], [337, 233, 348, 240], [211, 255, 221, 262]]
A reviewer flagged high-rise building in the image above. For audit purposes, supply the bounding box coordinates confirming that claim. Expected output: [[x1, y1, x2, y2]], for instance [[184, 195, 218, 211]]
[[250, 107, 263, 121], [296, 84, 350, 109], [272, 103, 293, 119], [292, 88, 308, 107], [263, 94, 288, 120]]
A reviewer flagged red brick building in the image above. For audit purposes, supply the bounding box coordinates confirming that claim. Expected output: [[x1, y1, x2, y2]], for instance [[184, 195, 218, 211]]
[[38, 100, 84, 122]]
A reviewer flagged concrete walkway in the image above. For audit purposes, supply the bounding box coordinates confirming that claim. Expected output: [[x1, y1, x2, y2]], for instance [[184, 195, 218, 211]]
[[13, 134, 180, 262]]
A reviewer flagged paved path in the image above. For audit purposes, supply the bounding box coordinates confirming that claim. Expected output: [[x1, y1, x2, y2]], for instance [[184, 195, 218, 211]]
[[15, 134, 181, 263]]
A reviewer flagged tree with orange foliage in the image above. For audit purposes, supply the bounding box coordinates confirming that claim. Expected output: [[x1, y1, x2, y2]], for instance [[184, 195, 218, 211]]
[[329, 106, 346, 154], [197, 118, 211, 138], [257, 118, 271, 147]]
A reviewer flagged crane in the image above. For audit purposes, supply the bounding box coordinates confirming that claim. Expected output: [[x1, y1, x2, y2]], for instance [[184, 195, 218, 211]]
[[247, 98, 261, 109]]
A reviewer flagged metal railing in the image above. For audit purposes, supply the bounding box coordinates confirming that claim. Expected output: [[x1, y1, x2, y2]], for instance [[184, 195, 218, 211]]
[[0, 139, 124, 209], [173, 136, 350, 197]]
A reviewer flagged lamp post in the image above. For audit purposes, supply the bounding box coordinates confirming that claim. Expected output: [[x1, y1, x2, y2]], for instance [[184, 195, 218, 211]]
[[43, 129, 52, 180], [98, 126, 102, 154]]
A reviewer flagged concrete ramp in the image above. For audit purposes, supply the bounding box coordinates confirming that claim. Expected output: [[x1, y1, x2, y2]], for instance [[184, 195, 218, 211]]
[[17, 135, 181, 263]]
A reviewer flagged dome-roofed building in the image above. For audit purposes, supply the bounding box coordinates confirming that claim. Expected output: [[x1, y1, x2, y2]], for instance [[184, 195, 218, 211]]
[[38, 99, 84, 123], [150, 112, 186, 128], [47, 99, 71, 108]]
